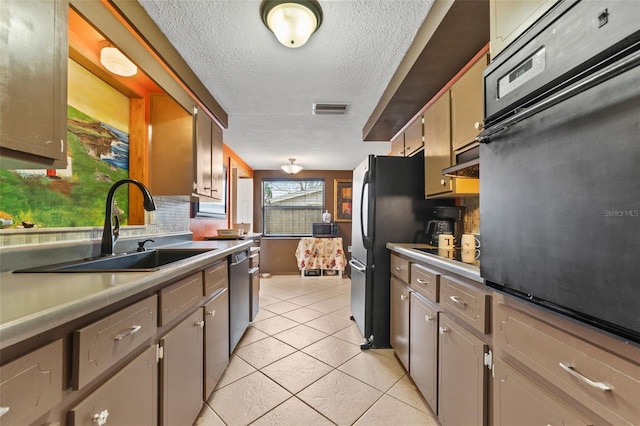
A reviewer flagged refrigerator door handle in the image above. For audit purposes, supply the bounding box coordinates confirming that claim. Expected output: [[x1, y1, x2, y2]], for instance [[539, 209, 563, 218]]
[[349, 259, 367, 272], [361, 170, 373, 250]]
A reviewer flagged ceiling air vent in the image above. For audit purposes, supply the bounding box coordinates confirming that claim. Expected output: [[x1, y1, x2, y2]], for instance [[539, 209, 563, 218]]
[[312, 103, 349, 115]]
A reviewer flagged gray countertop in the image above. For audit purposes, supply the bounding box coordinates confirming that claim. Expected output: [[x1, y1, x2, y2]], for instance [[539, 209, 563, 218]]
[[0, 240, 252, 349], [386, 243, 483, 284]]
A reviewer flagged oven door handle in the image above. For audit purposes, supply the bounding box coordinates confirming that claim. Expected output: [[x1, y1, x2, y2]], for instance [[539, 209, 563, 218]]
[[479, 46, 640, 143]]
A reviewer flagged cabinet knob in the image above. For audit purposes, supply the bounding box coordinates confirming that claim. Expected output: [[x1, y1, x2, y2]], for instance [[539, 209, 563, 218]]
[[207, 310, 216, 317], [425, 315, 433, 322], [440, 179, 446, 186], [0, 407, 9, 418], [474, 121, 484, 130], [195, 321, 205, 328], [400, 294, 407, 301], [92, 409, 109, 425], [439, 326, 448, 335]]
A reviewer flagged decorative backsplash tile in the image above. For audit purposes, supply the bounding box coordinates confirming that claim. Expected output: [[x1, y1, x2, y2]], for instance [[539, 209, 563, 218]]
[[0, 196, 191, 247]]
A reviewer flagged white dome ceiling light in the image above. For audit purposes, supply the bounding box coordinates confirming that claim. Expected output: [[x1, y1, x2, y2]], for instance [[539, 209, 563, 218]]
[[281, 158, 303, 174], [100, 42, 138, 77], [260, 1, 323, 48]]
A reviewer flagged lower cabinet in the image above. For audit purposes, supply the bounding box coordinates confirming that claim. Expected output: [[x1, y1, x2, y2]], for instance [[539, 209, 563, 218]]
[[68, 345, 158, 426], [390, 277, 411, 371], [409, 292, 440, 413], [493, 358, 592, 425], [438, 313, 489, 426], [204, 289, 229, 399], [160, 308, 204, 426]]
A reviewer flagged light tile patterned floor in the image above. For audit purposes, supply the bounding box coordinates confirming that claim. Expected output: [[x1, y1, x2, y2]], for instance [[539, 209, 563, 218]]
[[195, 274, 439, 426]]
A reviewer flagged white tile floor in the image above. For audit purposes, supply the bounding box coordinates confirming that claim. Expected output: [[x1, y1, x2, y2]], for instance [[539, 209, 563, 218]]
[[195, 274, 439, 426]]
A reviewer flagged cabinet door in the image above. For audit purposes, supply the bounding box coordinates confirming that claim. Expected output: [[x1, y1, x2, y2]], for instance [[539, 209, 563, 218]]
[[390, 133, 405, 156], [0, 0, 68, 168], [403, 116, 424, 157], [149, 94, 193, 196], [493, 358, 592, 426], [450, 56, 487, 151], [490, 0, 557, 58], [68, 345, 158, 426], [424, 93, 452, 197], [390, 277, 410, 371], [160, 308, 204, 426], [204, 289, 229, 399], [194, 108, 213, 199], [210, 121, 224, 201], [438, 313, 488, 426], [410, 293, 439, 414]]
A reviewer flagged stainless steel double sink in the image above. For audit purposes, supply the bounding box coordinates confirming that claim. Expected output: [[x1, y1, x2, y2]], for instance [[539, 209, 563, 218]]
[[14, 248, 217, 273]]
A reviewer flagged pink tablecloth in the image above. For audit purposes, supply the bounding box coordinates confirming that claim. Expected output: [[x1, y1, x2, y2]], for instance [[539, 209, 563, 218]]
[[295, 237, 347, 271]]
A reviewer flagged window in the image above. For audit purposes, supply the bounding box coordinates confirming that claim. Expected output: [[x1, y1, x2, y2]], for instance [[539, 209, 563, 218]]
[[262, 179, 324, 236]]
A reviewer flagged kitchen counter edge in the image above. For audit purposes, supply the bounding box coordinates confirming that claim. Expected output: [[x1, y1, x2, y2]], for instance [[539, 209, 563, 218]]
[[0, 240, 253, 349], [386, 243, 483, 284]]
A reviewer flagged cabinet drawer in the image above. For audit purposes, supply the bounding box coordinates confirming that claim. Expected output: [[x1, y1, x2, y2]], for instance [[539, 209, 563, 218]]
[[69, 345, 158, 426], [390, 254, 410, 282], [250, 253, 259, 268], [410, 263, 440, 303], [0, 339, 63, 426], [440, 276, 490, 334], [159, 273, 204, 326], [204, 260, 227, 297], [494, 358, 592, 426], [495, 300, 640, 425], [73, 295, 157, 390]]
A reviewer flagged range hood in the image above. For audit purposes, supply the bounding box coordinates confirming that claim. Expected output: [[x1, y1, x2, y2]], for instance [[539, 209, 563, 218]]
[[442, 145, 479, 178]]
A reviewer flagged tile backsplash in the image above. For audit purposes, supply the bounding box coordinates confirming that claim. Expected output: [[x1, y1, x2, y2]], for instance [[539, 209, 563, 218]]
[[0, 196, 191, 247]]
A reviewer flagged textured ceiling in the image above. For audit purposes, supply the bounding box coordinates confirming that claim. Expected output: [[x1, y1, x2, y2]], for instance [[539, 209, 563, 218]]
[[137, 0, 435, 171]]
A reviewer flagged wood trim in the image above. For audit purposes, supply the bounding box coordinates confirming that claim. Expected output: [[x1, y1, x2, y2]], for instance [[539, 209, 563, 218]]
[[128, 97, 147, 225]]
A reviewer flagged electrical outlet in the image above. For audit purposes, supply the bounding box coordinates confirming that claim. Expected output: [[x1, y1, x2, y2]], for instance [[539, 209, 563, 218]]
[[347, 245, 352, 252]]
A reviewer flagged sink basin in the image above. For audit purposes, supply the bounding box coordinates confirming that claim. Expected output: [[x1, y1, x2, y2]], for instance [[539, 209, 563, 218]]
[[14, 248, 217, 273]]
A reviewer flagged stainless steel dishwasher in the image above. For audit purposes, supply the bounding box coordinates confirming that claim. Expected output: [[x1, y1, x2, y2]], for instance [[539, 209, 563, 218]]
[[228, 250, 250, 353]]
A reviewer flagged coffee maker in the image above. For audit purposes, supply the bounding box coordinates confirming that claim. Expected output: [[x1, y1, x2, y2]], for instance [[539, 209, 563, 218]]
[[418, 206, 466, 247]]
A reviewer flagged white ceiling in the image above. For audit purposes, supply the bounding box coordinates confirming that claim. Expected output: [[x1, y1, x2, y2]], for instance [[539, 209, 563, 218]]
[[138, 0, 435, 171]]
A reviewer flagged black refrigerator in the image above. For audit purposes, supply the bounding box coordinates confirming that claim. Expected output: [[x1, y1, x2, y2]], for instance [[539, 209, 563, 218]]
[[349, 154, 433, 349]]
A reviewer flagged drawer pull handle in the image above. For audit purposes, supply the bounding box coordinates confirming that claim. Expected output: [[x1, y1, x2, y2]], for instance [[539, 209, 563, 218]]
[[449, 295, 467, 305], [114, 325, 142, 341], [425, 315, 433, 322], [195, 321, 205, 328], [395, 266, 402, 271], [92, 409, 109, 425], [0, 407, 9, 418], [416, 278, 428, 285], [207, 310, 216, 317], [559, 362, 612, 392], [439, 326, 448, 335]]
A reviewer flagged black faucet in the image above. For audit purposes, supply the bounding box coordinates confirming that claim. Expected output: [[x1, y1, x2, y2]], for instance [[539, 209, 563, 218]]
[[100, 179, 157, 256]]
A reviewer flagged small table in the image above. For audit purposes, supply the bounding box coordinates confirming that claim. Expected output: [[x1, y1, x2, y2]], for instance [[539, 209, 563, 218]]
[[295, 237, 347, 278]]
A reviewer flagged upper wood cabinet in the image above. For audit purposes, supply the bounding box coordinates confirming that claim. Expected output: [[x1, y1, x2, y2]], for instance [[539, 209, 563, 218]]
[[450, 55, 488, 151], [193, 108, 223, 201], [490, 0, 557, 58], [149, 95, 223, 201], [403, 117, 424, 157], [149, 94, 193, 196], [424, 93, 452, 197], [390, 133, 405, 156], [0, 0, 68, 169]]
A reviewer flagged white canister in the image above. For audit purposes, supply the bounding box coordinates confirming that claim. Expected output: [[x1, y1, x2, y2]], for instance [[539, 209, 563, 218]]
[[322, 210, 331, 223]]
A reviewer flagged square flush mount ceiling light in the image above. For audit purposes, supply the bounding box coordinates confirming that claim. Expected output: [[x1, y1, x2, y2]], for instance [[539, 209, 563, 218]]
[[100, 42, 137, 77], [260, 1, 323, 48]]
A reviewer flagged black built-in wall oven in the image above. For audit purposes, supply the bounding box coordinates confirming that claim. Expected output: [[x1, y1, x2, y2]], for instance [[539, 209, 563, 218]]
[[479, 0, 640, 343]]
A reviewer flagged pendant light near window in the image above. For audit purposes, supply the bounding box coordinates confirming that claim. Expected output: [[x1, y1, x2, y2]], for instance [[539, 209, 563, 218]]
[[260, 0, 323, 48], [281, 158, 303, 174], [99, 41, 137, 77]]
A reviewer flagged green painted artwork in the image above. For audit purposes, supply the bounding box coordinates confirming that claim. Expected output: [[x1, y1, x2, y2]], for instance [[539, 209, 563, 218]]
[[0, 105, 130, 228]]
